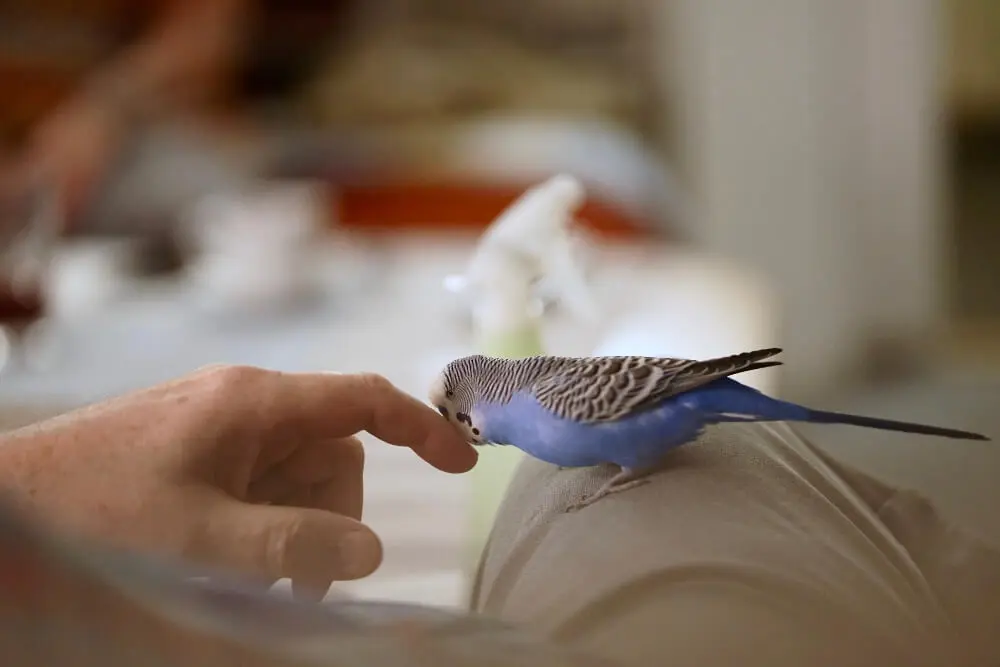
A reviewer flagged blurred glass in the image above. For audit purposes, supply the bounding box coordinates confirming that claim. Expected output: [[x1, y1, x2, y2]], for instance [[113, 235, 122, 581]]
[[0, 180, 61, 372]]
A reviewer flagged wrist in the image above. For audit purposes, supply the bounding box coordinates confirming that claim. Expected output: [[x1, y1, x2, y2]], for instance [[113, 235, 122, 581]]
[[0, 430, 40, 513], [0, 428, 111, 542]]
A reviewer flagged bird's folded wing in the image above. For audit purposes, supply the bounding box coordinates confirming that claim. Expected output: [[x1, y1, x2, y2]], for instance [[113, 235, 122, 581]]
[[531, 349, 783, 423]]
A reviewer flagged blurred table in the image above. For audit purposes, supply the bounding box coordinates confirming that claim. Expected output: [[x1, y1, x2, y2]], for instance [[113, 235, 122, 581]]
[[0, 232, 639, 607], [0, 234, 492, 607], [0, 232, 783, 607]]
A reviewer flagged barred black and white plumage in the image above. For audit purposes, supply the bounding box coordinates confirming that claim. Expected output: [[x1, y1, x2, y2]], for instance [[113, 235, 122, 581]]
[[433, 354, 574, 414], [529, 348, 783, 423], [428, 347, 988, 512], [430, 348, 784, 426]]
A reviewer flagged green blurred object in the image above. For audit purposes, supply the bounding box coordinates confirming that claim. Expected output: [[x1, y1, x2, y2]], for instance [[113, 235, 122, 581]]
[[464, 325, 545, 572], [452, 173, 589, 589]]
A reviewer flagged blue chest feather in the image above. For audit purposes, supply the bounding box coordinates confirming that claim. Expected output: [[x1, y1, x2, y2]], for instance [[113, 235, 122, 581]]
[[473, 378, 800, 469]]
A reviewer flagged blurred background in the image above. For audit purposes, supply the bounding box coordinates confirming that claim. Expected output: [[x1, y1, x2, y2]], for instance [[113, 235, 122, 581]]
[[0, 0, 997, 607]]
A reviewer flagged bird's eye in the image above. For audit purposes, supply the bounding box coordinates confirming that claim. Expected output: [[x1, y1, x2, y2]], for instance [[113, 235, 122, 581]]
[[445, 390, 454, 398]]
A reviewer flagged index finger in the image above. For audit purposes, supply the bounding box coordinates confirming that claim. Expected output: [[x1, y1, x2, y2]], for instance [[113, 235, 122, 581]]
[[268, 371, 478, 473]]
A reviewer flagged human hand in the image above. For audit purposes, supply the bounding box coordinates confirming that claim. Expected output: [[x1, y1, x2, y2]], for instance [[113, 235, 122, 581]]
[[19, 95, 122, 222], [0, 365, 477, 599]]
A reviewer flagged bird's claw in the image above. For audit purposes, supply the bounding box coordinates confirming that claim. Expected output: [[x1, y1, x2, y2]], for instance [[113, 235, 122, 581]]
[[566, 477, 652, 512]]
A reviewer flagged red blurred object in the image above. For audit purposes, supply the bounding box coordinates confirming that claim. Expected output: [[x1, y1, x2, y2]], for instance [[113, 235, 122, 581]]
[[333, 180, 660, 241]]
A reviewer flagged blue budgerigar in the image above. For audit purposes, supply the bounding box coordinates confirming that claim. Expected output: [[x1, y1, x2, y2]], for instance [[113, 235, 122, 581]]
[[429, 348, 990, 511]]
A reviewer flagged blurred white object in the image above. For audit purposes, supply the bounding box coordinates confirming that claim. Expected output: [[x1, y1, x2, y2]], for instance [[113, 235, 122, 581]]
[[443, 115, 689, 235], [183, 180, 329, 314], [44, 239, 139, 321], [592, 251, 780, 394], [444, 173, 599, 342], [442, 174, 604, 581], [0, 183, 62, 299], [11, 237, 142, 374]]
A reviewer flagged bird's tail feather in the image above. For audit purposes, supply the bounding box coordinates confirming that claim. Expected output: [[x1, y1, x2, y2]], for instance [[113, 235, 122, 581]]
[[802, 408, 989, 441], [692, 381, 989, 441], [738, 361, 783, 375]]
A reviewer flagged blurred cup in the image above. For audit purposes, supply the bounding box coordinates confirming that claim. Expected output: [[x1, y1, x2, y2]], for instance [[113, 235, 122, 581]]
[[0, 181, 60, 373], [0, 181, 60, 306], [43, 238, 138, 321], [183, 179, 330, 314]]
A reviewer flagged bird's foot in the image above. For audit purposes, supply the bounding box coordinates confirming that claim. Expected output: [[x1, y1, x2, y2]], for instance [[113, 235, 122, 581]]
[[566, 468, 652, 512], [567, 479, 651, 512]]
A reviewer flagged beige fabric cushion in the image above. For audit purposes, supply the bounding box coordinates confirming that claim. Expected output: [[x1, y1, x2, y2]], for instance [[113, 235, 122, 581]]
[[470, 423, 1000, 667]]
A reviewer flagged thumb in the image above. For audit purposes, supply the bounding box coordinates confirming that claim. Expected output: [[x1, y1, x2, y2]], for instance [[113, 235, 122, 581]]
[[198, 499, 383, 599]]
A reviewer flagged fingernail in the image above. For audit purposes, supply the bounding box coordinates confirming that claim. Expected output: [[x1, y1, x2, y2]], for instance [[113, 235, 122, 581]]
[[338, 530, 381, 579]]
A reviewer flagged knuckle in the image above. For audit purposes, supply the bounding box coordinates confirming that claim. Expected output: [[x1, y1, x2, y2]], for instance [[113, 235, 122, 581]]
[[188, 365, 278, 425], [355, 372, 394, 394], [193, 362, 231, 376], [342, 436, 366, 471], [263, 514, 304, 576], [198, 364, 269, 397]]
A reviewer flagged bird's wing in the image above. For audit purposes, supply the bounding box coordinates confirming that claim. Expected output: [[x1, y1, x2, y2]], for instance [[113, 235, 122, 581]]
[[530, 348, 783, 423]]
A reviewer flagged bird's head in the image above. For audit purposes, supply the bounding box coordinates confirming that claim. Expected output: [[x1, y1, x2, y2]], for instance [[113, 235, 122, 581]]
[[428, 356, 487, 445]]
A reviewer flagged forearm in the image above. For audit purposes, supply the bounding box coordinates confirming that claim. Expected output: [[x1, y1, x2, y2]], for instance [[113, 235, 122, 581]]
[[12, 0, 252, 219], [0, 425, 61, 512], [82, 0, 250, 124], [0, 429, 43, 519]]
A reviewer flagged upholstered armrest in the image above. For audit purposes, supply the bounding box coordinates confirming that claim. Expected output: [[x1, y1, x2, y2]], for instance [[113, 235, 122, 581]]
[[471, 424, 1000, 666]]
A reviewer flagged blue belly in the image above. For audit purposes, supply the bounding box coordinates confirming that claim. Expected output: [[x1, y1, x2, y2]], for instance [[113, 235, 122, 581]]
[[475, 388, 710, 470]]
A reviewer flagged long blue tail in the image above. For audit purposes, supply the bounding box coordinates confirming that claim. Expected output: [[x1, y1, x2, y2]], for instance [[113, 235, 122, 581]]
[[799, 407, 988, 441], [694, 380, 990, 441]]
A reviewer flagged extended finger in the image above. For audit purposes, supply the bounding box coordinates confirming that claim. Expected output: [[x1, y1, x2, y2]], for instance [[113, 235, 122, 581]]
[[269, 371, 477, 474]]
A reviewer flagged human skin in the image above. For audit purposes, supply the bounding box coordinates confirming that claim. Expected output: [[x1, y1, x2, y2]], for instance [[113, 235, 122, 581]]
[[0, 365, 478, 600], [4, 0, 247, 221]]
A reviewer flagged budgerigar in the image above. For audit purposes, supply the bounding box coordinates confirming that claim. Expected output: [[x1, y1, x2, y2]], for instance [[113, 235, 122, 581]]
[[429, 348, 989, 511]]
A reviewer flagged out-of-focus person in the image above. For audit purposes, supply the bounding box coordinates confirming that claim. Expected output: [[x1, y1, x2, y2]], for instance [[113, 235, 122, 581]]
[[1, 0, 357, 225], [0, 0, 356, 334]]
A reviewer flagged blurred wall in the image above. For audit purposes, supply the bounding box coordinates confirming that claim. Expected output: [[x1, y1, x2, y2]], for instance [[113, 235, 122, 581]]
[[661, 0, 945, 400]]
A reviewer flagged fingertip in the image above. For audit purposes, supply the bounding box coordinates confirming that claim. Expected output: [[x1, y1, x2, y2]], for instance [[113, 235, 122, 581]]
[[449, 440, 479, 473], [434, 445, 478, 474], [410, 414, 477, 472], [290, 524, 381, 600], [338, 527, 383, 580], [293, 371, 478, 473]]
